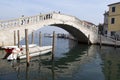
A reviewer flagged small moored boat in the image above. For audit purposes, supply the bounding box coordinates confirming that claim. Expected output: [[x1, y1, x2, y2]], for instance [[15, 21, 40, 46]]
[[17, 46, 52, 60], [3, 44, 52, 60]]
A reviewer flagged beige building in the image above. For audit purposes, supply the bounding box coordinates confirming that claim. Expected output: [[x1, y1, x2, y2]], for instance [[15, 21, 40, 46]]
[[104, 2, 120, 39], [108, 2, 120, 31]]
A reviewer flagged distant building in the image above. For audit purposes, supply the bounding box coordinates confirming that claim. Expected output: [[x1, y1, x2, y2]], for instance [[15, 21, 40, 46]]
[[103, 2, 120, 39], [103, 11, 109, 36], [83, 20, 96, 27]]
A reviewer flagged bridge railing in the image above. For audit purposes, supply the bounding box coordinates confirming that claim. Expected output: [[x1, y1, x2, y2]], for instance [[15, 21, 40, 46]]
[[0, 12, 98, 34], [19, 13, 53, 25], [0, 19, 19, 29], [51, 12, 98, 34], [0, 13, 53, 30], [72, 17, 98, 34]]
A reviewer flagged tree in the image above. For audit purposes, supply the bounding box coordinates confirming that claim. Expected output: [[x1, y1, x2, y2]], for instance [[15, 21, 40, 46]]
[[98, 23, 104, 35]]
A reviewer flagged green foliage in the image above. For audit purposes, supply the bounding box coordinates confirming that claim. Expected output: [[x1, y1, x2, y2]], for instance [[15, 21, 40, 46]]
[[98, 23, 104, 35]]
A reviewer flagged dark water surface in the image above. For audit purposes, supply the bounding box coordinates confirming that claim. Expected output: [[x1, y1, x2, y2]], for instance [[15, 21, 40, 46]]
[[0, 37, 120, 80]]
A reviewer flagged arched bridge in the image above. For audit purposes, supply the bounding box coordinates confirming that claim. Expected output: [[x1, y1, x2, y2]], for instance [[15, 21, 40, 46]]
[[0, 12, 98, 46]]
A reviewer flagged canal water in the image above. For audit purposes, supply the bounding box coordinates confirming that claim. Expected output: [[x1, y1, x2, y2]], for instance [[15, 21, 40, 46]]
[[0, 36, 120, 80]]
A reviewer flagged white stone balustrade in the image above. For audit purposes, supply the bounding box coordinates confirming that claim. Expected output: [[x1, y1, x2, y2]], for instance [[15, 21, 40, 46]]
[[0, 12, 98, 34], [0, 13, 53, 29], [0, 12, 99, 46]]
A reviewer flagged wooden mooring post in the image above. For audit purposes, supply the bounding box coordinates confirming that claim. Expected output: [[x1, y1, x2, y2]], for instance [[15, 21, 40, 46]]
[[88, 34, 90, 45], [100, 34, 102, 48], [52, 31, 56, 60], [39, 32, 42, 47], [31, 31, 34, 44], [17, 30, 20, 48], [25, 29, 30, 66], [114, 35, 117, 48], [14, 31, 16, 46], [2, 42, 4, 47]]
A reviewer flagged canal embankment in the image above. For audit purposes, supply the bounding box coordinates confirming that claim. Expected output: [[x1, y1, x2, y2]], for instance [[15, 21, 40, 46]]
[[97, 35, 120, 47]]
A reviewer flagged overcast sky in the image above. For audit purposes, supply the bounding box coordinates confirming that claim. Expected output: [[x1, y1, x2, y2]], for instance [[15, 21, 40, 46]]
[[0, 0, 119, 33]]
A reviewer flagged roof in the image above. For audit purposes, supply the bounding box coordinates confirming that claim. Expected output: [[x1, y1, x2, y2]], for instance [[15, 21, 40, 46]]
[[83, 20, 95, 26], [108, 2, 120, 6]]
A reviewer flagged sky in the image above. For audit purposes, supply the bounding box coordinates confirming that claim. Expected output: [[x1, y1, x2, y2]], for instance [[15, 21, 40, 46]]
[[0, 0, 120, 33]]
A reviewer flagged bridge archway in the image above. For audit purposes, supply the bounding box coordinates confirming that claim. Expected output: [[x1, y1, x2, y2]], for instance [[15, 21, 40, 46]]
[[49, 24, 88, 43], [0, 13, 98, 46]]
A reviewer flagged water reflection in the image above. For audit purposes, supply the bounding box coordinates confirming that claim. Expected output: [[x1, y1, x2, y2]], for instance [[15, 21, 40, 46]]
[[0, 45, 101, 80], [1, 40, 120, 80], [100, 47, 120, 80]]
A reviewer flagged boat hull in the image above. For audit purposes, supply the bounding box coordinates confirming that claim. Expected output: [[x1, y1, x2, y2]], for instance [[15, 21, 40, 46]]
[[19, 48, 52, 59], [5, 45, 52, 60]]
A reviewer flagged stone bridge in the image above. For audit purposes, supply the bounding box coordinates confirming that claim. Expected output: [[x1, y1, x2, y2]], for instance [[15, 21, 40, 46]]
[[0, 12, 98, 46]]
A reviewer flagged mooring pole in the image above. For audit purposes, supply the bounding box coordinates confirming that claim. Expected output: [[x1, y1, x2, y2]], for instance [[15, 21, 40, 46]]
[[88, 34, 90, 45], [100, 34, 102, 48], [26, 64, 29, 80], [52, 31, 56, 60], [115, 35, 117, 48], [25, 29, 30, 66], [39, 32, 42, 47], [51, 60, 55, 80], [2, 42, 4, 47], [14, 31, 16, 46], [31, 31, 34, 44], [17, 30, 20, 48]]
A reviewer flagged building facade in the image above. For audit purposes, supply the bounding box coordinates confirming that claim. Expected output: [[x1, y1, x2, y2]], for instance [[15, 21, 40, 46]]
[[108, 2, 120, 31], [103, 2, 120, 39], [108, 2, 120, 39], [103, 11, 109, 36]]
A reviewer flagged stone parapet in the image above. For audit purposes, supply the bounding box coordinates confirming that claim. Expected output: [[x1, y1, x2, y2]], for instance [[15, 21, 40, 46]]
[[0, 12, 98, 46]]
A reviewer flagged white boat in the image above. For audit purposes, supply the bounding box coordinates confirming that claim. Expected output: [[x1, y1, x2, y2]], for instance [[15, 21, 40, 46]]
[[3, 44, 52, 60], [17, 46, 52, 59]]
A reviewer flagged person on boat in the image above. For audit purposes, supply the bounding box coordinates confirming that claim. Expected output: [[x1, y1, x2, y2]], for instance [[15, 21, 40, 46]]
[[10, 47, 23, 60], [3, 47, 23, 60], [3, 48, 14, 59], [12, 47, 21, 54]]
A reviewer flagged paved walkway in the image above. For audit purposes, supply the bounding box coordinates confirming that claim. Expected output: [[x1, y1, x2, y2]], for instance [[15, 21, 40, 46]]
[[97, 35, 120, 47]]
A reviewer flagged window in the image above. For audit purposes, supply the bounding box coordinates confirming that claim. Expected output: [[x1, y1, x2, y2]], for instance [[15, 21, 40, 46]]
[[112, 7, 115, 12], [111, 18, 115, 24]]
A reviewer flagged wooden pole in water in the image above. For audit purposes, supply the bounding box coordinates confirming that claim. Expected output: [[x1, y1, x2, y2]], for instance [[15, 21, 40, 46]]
[[39, 32, 42, 47], [17, 30, 20, 48], [115, 35, 117, 48], [52, 31, 56, 60], [31, 31, 34, 44], [14, 31, 16, 46], [2, 42, 4, 47], [25, 29, 30, 66], [100, 34, 102, 48], [88, 34, 90, 45]]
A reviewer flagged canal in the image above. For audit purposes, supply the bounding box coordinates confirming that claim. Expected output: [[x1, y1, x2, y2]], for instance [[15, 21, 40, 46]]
[[0, 36, 120, 80]]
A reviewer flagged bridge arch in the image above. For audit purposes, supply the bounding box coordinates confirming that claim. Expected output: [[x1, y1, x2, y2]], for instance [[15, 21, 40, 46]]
[[50, 24, 88, 43], [0, 12, 98, 46]]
